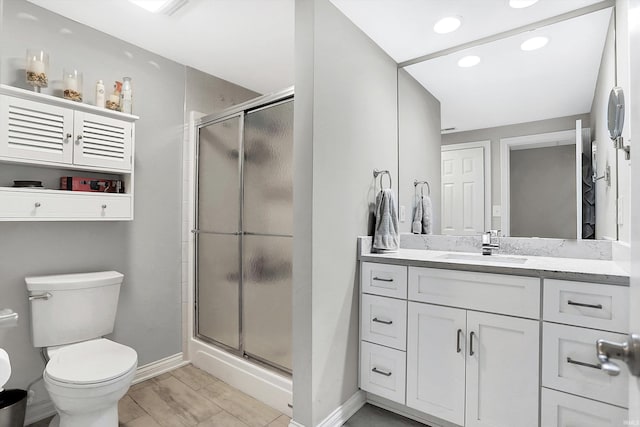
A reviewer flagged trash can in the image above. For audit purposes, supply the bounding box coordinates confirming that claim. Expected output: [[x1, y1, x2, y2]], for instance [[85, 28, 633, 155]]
[[0, 389, 27, 427]]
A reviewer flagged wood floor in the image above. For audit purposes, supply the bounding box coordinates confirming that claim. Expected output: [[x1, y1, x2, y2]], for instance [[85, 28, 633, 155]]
[[28, 364, 291, 427]]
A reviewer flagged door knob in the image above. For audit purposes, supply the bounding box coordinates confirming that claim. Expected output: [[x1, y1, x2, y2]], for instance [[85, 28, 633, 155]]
[[596, 334, 640, 376]]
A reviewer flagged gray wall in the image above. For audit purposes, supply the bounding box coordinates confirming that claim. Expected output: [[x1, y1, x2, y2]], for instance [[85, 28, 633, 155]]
[[398, 69, 441, 234], [294, 0, 398, 425], [442, 114, 589, 230], [510, 144, 577, 238], [0, 0, 257, 416], [590, 13, 619, 241]]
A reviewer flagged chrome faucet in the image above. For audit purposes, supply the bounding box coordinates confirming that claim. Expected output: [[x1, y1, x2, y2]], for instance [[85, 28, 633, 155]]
[[482, 230, 500, 255]]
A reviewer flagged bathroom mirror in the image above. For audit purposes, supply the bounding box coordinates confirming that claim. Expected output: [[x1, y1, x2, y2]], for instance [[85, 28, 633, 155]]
[[396, 5, 619, 240]]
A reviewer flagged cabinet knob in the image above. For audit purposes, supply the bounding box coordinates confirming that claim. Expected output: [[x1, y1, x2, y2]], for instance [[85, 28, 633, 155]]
[[34, 202, 41, 208], [65, 133, 72, 142], [76, 135, 83, 145], [102, 204, 107, 209]]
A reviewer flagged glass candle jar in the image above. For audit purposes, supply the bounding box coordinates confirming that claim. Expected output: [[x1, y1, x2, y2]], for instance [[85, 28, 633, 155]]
[[63, 69, 83, 102], [26, 49, 49, 91]]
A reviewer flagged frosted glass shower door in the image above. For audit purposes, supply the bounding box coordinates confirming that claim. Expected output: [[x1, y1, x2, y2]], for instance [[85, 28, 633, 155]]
[[242, 100, 293, 371], [196, 115, 242, 350]]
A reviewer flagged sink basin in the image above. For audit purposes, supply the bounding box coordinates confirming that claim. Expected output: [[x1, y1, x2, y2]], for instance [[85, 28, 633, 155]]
[[438, 253, 528, 265]]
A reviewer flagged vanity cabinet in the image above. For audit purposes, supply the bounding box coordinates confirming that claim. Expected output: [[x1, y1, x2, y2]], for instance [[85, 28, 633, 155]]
[[360, 262, 540, 427], [0, 85, 137, 221]]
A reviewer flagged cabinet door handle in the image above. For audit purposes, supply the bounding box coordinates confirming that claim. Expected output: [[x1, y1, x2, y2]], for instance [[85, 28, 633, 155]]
[[567, 300, 603, 309], [65, 133, 72, 142], [372, 277, 393, 282], [102, 204, 107, 209], [456, 329, 463, 353], [34, 202, 41, 208], [469, 331, 476, 356], [76, 135, 83, 145], [372, 367, 392, 377], [566, 357, 602, 370], [372, 317, 392, 325]]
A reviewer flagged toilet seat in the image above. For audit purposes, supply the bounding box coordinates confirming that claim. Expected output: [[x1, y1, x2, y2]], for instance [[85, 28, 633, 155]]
[[45, 338, 137, 386]]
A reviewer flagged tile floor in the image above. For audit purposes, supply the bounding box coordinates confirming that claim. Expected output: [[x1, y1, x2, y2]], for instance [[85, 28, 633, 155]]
[[344, 404, 427, 427], [28, 364, 291, 427]]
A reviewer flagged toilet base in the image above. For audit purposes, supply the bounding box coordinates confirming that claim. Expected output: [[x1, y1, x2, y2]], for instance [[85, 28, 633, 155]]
[[48, 405, 118, 427]]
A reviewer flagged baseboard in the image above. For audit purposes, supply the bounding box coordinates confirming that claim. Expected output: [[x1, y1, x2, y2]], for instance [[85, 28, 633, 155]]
[[288, 390, 366, 427], [317, 390, 366, 427], [133, 352, 189, 384], [24, 399, 56, 426], [24, 352, 188, 425]]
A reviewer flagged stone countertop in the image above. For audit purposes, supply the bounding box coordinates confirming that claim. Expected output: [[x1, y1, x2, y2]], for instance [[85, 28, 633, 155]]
[[359, 248, 629, 285]]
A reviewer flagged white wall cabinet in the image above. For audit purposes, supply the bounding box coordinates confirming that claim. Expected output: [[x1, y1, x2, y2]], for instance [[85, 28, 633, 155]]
[[0, 85, 138, 221]]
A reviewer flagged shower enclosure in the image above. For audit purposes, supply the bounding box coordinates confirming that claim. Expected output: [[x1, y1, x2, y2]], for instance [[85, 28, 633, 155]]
[[194, 89, 293, 373]]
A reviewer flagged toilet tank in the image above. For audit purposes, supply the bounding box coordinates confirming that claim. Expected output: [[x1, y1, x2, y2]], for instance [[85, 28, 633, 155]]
[[25, 271, 124, 348]]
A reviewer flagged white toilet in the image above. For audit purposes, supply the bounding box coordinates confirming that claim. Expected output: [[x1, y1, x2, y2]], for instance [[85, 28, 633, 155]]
[[25, 271, 138, 427]]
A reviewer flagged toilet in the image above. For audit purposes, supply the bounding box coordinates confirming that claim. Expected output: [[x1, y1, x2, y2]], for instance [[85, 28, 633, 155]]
[[25, 271, 138, 427]]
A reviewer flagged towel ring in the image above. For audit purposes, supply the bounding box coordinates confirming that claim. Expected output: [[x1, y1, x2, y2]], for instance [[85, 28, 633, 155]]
[[373, 169, 392, 190], [414, 180, 430, 196]]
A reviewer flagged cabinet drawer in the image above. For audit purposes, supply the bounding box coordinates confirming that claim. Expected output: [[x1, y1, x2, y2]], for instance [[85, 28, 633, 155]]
[[360, 341, 406, 404], [543, 279, 629, 333], [542, 323, 628, 407], [361, 262, 407, 299], [542, 388, 627, 427], [0, 190, 132, 220], [408, 267, 540, 319], [361, 294, 407, 351]]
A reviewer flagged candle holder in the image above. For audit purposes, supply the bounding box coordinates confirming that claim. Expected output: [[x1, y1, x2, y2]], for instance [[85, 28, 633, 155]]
[[63, 69, 83, 102], [26, 49, 49, 92]]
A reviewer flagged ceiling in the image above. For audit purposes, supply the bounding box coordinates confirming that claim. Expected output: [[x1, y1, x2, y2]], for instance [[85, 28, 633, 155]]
[[25, 0, 294, 94], [331, 0, 612, 132], [25, 0, 612, 132]]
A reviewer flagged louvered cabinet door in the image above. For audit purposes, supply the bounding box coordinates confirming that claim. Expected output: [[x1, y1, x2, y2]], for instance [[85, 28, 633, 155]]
[[73, 111, 132, 171], [0, 95, 73, 164]]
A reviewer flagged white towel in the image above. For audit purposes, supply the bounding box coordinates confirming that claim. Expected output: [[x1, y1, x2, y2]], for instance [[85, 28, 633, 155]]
[[422, 195, 433, 235], [412, 196, 423, 234], [373, 188, 399, 252]]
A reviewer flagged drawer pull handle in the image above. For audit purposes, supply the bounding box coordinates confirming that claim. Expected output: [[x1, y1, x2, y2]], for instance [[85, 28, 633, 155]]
[[373, 277, 394, 282], [28, 292, 52, 301], [567, 300, 603, 309], [34, 202, 41, 208], [372, 317, 392, 325], [470, 331, 476, 356], [567, 357, 602, 370], [372, 367, 392, 377], [102, 204, 107, 209], [457, 329, 463, 353]]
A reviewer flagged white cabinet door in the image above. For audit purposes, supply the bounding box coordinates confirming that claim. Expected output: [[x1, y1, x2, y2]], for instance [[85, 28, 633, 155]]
[[466, 311, 539, 427], [73, 111, 132, 171], [407, 302, 466, 426], [0, 95, 73, 164]]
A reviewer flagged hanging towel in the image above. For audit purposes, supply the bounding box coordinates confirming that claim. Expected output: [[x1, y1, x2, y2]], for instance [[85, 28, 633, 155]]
[[422, 195, 433, 235], [373, 188, 399, 252], [412, 196, 423, 234]]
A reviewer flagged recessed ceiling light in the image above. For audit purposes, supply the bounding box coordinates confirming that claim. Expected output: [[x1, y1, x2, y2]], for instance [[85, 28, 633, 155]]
[[458, 55, 480, 68], [509, 0, 539, 8], [128, 0, 188, 15], [434, 17, 462, 34], [521, 36, 549, 51]]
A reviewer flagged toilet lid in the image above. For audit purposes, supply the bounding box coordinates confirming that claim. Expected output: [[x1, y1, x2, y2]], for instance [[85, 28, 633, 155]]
[[46, 339, 138, 385]]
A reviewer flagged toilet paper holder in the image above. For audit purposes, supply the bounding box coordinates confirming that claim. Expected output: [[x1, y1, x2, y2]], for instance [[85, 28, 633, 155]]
[[0, 309, 18, 328]]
